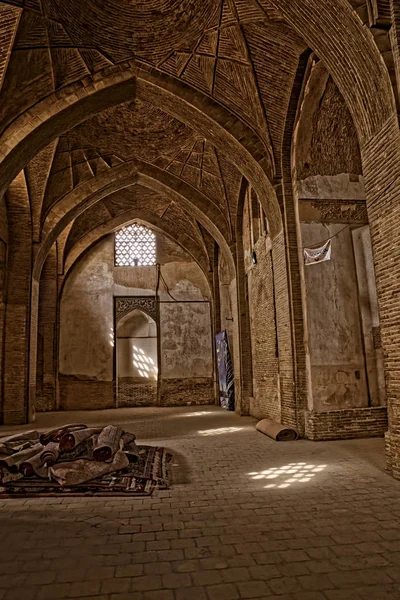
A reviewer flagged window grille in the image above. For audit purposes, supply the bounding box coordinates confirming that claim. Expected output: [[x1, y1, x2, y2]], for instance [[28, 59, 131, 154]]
[[115, 224, 156, 266]]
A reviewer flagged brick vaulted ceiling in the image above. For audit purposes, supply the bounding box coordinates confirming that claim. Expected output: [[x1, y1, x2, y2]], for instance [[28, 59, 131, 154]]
[[0, 0, 306, 160], [0, 0, 393, 273]]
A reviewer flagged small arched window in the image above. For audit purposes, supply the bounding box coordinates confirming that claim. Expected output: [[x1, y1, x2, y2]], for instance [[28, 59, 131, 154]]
[[115, 224, 156, 266]]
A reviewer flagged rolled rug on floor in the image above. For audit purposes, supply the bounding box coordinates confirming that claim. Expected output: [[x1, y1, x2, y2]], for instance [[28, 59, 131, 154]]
[[40, 442, 60, 466], [93, 425, 124, 462], [20, 452, 49, 478], [50, 449, 129, 486], [0, 430, 40, 455], [122, 432, 140, 462], [59, 427, 102, 452], [59, 435, 97, 462], [0, 443, 44, 472], [40, 424, 87, 446], [256, 419, 299, 441]]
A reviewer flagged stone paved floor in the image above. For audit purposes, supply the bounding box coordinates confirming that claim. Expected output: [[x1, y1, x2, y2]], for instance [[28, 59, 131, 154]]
[[0, 405, 400, 600]]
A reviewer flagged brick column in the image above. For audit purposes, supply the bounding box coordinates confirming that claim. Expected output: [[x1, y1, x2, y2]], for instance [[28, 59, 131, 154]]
[[271, 232, 297, 428], [35, 245, 58, 412], [210, 243, 221, 406], [362, 116, 400, 478], [236, 225, 253, 415], [212, 243, 222, 335], [390, 0, 400, 104], [2, 172, 33, 425], [235, 185, 253, 417]]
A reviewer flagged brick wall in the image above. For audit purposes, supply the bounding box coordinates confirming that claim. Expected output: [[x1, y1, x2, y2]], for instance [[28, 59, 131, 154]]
[[272, 232, 297, 428], [58, 376, 114, 411], [0, 5, 19, 90], [2, 172, 32, 425], [305, 407, 388, 440], [159, 379, 214, 406], [362, 115, 400, 477], [117, 377, 157, 407]]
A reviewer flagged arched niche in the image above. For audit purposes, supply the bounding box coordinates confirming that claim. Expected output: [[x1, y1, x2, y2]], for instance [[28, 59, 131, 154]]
[[116, 308, 158, 408]]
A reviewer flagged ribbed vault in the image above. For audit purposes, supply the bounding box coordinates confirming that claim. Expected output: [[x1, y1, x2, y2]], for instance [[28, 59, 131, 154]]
[[0, 0, 399, 485]]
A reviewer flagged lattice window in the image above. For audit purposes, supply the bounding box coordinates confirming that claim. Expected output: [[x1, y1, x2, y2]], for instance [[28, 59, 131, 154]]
[[115, 224, 156, 266]]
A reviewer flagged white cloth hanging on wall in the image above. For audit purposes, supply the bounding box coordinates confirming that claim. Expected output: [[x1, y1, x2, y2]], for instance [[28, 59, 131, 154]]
[[304, 240, 331, 265]]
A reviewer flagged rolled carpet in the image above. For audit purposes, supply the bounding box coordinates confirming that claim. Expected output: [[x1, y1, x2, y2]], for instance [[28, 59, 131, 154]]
[[256, 419, 299, 441], [50, 449, 129, 486], [40, 424, 87, 446], [0, 443, 43, 472], [59, 427, 102, 452], [40, 442, 60, 466], [0, 430, 40, 455], [121, 432, 140, 462], [93, 425, 123, 462], [20, 452, 48, 478]]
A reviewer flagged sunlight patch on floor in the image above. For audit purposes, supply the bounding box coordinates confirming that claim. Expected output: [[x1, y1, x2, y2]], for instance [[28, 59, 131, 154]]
[[198, 427, 245, 436], [178, 411, 215, 417], [248, 463, 327, 488]]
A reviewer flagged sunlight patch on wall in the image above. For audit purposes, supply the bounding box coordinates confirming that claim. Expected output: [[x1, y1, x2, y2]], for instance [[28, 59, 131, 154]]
[[133, 345, 158, 379]]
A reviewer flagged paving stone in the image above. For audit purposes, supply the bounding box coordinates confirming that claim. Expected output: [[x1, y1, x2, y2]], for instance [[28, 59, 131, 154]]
[[162, 572, 192, 588], [1, 407, 400, 600], [130, 575, 163, 592], [143, 591, 175, 600], [37, 584, 72, 599], [68, 580, 102, 597], [144, 562, 172, 575], [221, 567, 250, 583], [172, 559, 199, 573], [236, 580, 270, 598], [269, 576, 299, 595], [299, 573, 334, 590], [4, 588, 38, 600], [176, 587, 207, 600], [193, 570, 223, 586], [206, 583, 240, 600]]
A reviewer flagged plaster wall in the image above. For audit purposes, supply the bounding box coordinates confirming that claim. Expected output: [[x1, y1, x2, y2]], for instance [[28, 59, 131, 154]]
[[160, 302, 212, 379], [60, 239, 114, 381], [302, 223, 369, 411], [297, 174, 365, 201], [59, 232, 214, 409], [117, 338, 158, 378]]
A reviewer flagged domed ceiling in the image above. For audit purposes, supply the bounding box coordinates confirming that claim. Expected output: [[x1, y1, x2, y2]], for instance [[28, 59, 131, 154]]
[[40, 0, 220, 62]]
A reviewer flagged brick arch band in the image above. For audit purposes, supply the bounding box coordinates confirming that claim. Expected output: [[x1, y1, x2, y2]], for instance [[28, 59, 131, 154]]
[[0, 65, 281, 237], [0, 0, 395, 238], [33, 165, 236, 282], [63, 210, 213, 284]]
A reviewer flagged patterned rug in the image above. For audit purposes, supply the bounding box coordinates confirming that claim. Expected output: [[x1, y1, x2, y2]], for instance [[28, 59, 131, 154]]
[[0, 445, 173, 498]]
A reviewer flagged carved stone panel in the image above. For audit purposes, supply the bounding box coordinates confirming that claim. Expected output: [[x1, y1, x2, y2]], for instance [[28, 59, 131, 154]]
[[115, 297, 157, 323]]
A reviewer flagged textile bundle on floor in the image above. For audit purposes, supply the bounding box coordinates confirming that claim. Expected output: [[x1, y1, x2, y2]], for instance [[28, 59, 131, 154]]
[[256, 419, 299, 441], [0, 425, 172, 497]]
